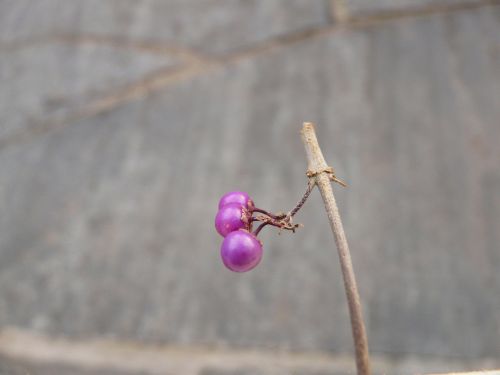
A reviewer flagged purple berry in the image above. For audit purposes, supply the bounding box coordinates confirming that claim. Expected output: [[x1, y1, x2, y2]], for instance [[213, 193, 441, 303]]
[[218, 191, 253, 210], [215, 203, 247, 237], [221, 230, 263, 272]]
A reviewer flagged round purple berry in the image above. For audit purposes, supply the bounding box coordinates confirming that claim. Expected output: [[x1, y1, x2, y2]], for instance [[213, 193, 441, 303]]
[[218, 191, 253, 210], [221, 230, 263, 272], [215, 203, 247, 237]]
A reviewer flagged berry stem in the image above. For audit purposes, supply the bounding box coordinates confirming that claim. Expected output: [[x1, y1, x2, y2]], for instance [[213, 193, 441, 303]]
[[250, 178, 315, 238], [253, 222, 268, 236], [252, 216, 299, 235], [251, 184, 313, 236], [288, 181, 314, 218], [251, 208, 285, 220], [301, 122, 371, 375]]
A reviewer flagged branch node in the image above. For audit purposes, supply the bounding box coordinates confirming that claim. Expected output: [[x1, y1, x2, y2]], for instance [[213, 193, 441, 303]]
[[306, 166, 347, 187]]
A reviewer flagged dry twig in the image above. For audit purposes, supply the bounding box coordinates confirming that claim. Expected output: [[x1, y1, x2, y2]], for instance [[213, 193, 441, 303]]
[[300, 122, 371, 375]]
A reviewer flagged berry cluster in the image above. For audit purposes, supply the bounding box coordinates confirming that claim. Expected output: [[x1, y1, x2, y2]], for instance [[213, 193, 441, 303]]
[[215, 191, 261, 272], [215, 190, 308, 272]]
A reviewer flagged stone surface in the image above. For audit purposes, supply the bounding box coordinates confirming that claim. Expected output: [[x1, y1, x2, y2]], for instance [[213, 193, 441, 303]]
[[0, 1, 499, 369], [0, 40, 178, 142], [0, 0, 332, 143], [0, 328, 498, 375], [343, 0, 489, 16], [0, 0, 331, 54], [0, 356, 150, 375]]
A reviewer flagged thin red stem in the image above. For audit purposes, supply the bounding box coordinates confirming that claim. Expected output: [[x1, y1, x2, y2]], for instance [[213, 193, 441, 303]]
[[289, 182, 314, 218], [253, 222, 268, 236], [251, 208, 285, 220], [251, 183, 314, 236]]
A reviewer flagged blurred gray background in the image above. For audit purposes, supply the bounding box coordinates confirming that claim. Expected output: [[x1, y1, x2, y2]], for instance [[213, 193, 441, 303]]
[[0, 1, 499, 374]]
